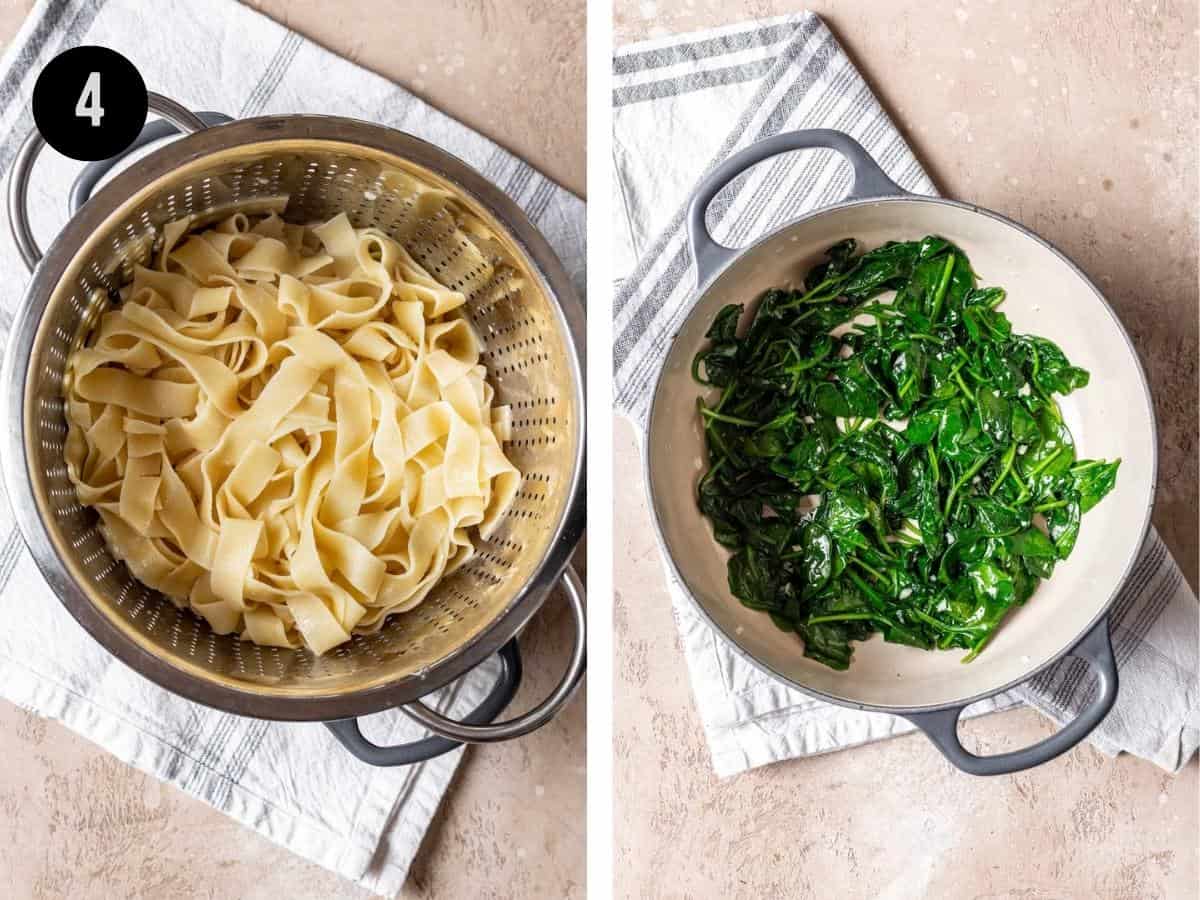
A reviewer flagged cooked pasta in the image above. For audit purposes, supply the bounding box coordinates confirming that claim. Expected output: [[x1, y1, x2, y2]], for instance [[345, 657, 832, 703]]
[[63, 208, 520, 655]]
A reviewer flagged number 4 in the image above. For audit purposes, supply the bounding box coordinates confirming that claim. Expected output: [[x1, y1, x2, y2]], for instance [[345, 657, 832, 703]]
[[75, 71, 103, 127]]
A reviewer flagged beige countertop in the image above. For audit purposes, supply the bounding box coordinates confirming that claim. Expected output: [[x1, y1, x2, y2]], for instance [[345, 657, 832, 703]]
[[614, 1, 1197, 898], [0, 1, 584, 899]]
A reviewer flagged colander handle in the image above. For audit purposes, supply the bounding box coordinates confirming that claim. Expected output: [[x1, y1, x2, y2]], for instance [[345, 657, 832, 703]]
[[900, 616, 1119, 776], [686, 128, 906, 286], [7, 92, 211, 272], [400, 565, 586, 743], [323, 639, 524, 767], [69, 111, 233, 214]]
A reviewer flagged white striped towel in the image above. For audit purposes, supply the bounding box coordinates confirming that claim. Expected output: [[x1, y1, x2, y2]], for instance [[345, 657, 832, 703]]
[[613, 13, 1198, 778], [0, 0, 583, 895]]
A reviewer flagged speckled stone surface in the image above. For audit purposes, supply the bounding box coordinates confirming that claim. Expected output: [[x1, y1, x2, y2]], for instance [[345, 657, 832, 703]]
[[0, 1, 584, 898], [614, 1, 1197, 898]]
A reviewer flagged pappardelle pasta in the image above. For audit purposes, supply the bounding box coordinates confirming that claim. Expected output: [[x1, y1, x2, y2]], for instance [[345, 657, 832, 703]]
[[63, 208, 520, 655]]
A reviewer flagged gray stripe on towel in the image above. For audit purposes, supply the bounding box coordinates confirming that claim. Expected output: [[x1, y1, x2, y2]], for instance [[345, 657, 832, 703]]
[[240, 30, 303, 117], [613, 58, 774, 108], [613, 20, 801, 75]]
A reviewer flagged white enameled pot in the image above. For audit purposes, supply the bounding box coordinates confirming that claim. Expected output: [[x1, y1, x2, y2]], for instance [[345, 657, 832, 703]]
[[645, 129, 1156, 775]]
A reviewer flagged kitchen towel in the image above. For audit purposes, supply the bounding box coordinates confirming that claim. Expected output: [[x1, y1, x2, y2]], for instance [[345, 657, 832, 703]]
[[613, 13, 1198, 778], [0, 0, 584, 895]]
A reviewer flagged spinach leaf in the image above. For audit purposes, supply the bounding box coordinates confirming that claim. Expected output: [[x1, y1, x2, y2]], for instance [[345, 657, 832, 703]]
[[1046, 496, 1082, 559], [1071, 459, 1121, 512], [977, 388, 1011, 445]]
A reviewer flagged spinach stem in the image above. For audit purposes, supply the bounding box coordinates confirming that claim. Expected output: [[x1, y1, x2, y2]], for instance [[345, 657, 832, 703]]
[[778, 273, 843, 310], [851, 557, 890, 584], [988, 443, 1017, 495], [704, 422, 737, 463], [953, 369, 977, 402], [713, 379, 738, 413], [1034, 498, 1070, 513], [943, 456, 988, 517], [701, 457, 726, 482], [806, 612, 876, 625], [1010, 470, 1032, 504], [928, 253, 957, 324], [961, 629, 997, 663], [698, 403, 758, 427], [1026, 446, 1064, 478], [927, 444, 940, 487], [845, 568, 888, 609], [911, 608, 979, 635]]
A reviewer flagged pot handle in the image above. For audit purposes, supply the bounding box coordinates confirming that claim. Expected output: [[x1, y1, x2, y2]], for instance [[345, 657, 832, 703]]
[[6, 92, 213, 273], [324, 639, 523, 767], [901, 617, 1119, 776], [686, 128, 906, 286], [400, 565, 586, 743]]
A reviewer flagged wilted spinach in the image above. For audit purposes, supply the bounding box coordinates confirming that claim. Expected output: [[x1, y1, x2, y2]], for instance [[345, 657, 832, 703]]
[[694, 237, 1120, 670]]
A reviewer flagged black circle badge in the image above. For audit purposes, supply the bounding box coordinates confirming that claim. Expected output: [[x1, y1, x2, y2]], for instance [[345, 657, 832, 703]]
[[32, 46, 148, 161]]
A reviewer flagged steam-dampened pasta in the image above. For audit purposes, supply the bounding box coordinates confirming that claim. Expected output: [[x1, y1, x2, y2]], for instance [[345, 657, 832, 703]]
[[63, 209, 520, 655]]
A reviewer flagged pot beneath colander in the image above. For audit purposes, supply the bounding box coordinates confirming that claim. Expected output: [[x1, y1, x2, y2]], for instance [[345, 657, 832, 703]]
[[2, 94, 586, 765]]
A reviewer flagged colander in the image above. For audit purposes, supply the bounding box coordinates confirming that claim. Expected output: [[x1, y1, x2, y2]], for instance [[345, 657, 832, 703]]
[[2, 93, 586, 767], [646, 129, 1155, 775]]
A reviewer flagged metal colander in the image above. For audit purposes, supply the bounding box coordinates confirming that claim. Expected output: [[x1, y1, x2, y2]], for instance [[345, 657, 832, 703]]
[[2, 96, 585, 730]]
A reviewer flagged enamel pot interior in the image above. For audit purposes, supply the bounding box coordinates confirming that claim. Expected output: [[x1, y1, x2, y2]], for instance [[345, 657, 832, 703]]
[[647, 197, 1156, 711]]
